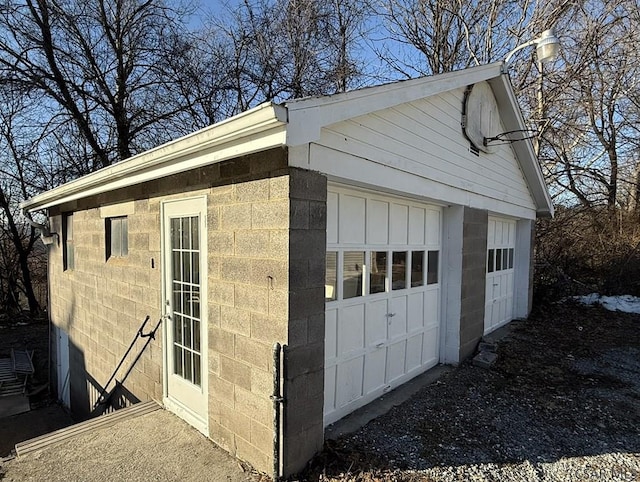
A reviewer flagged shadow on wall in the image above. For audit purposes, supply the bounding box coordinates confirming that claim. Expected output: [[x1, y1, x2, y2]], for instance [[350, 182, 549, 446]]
[[67, 340, 143, 421]]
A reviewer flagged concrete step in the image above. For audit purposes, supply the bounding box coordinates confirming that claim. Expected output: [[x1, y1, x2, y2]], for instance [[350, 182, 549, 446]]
[[15, 400, 161, 456]]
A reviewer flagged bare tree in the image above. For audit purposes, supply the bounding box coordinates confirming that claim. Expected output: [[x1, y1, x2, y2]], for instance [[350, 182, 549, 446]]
[[538, 0, 639, 211], [209, 0, 368, 110], [0, 89, 46, 313], [0, 0, 205, 170], [374, 0, 539, 77]]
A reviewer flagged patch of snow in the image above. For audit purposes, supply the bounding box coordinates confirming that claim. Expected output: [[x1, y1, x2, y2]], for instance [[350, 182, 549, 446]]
[[574, 293, 640, 314]]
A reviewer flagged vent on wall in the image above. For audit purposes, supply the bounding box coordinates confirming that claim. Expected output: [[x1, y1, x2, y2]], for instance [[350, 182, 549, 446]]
[[462, 83, 499, 154]]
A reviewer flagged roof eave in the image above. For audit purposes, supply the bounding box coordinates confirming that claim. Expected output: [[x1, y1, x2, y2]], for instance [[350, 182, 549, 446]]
[[285, 63, 505, 145], [21, 102, 288, 213], [488, 72, 554, 217]]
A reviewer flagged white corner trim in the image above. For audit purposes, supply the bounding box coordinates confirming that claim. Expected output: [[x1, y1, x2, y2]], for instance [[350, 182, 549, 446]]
[[21, 103, 287, 213]]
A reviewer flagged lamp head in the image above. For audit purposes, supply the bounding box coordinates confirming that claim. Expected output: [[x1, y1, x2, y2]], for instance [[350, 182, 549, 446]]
[[535, 29, 560, 63]]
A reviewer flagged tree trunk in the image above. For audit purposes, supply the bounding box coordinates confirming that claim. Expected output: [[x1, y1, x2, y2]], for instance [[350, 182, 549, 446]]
[[0, 190, 41, 314]]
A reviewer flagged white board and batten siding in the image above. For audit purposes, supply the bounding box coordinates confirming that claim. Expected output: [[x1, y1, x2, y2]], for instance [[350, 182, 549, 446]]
[[306, 83, 537, 221], [484, 217, 516, 334], [324, 185, 442, 426]]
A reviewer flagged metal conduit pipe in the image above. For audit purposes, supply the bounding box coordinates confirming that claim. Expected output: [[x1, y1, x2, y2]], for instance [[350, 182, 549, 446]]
[[271, 343, 284, 481]]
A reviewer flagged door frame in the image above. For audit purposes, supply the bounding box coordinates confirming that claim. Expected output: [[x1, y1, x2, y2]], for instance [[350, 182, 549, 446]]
[[160, 195, 209, 435]]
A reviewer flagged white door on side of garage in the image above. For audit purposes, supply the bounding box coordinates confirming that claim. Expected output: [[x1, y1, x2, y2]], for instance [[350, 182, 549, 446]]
[[324, 186, 442, 427], [484, 217, 516, 334]]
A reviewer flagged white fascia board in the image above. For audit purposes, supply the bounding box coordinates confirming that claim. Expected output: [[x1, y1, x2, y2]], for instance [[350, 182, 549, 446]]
[[21, 103, 287, 212], [285, 63, 504, 146], [488, 73, 554, 217]]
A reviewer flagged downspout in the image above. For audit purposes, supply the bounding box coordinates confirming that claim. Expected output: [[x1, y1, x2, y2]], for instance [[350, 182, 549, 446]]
[[271, 343, 285, 481]]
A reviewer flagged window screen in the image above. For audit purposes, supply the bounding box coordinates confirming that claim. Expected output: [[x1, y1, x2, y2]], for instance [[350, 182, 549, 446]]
[[107, 216, 128, 258], [63, 213, 74, 271]]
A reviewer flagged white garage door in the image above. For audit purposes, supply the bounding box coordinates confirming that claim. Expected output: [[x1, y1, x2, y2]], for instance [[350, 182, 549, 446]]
[[324, 186, 442, 426], [484, 217, 516, 334]]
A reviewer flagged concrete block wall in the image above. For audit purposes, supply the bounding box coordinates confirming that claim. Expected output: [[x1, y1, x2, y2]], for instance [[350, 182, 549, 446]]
[[458, 207, 488, 361], [48, 198, 163, 418], [283, 169, 326, 476], [205, 165, 327, 476], [47, 147, 325, 476], [205, 151, 291, 474]]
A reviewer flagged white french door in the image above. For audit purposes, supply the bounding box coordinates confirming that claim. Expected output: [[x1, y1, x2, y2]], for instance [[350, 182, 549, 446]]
[[57, 327, 70, 408], [162, 197, 208, 434]]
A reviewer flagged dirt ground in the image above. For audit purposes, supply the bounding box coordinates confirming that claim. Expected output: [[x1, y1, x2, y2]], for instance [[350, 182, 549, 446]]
[[0, 314, 74, 457]]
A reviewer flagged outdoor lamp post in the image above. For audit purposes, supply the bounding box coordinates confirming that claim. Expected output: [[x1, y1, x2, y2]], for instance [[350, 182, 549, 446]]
[[502, 28, 561, 155]]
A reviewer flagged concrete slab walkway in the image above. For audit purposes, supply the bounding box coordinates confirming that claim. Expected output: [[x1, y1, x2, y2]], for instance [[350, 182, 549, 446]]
[[0, 404, 73, 457], [0, 408, 258, 482]]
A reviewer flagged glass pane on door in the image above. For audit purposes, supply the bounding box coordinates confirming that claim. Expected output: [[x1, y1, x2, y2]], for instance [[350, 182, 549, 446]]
[[170, 215, 202, 386]]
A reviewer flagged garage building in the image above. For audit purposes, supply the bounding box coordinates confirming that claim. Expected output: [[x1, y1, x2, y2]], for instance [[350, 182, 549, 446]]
[[21, 62, 553, 477]]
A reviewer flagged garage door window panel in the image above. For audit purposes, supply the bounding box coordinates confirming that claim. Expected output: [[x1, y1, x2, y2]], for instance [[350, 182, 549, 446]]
[[411, 251, 425, 287], [326, 251, 338, 301], [427, 250, 439, 285], [343, 251, 365, 299], [370, 251, 388, 294], [392, 251, 408, 290]]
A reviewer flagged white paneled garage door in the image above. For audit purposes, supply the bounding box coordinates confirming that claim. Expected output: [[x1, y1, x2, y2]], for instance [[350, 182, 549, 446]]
[[484, 217, 516, 334], [324, 186, 442, 426]]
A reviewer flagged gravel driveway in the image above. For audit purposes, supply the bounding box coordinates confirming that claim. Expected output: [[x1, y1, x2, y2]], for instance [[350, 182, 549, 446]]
[[1, 301, 638, 481], [301, 301, 640, 481]]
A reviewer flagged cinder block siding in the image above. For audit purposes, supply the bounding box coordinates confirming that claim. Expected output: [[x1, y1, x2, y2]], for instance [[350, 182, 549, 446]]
[[48, 200, 164, 417], [205, 163, 291, 473], [206, 166, 327, 475], [47, 148, 327, 475], [283, 170, 326, 475], [458, 207, 488, 361]]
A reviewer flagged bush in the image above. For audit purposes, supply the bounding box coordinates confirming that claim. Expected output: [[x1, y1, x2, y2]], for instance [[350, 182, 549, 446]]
[[534, 206, 640, 302]]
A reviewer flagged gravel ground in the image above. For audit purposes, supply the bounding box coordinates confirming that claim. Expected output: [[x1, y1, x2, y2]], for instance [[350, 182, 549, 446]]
[[1, 301, 638, 481], [300, 301, 640, 481]]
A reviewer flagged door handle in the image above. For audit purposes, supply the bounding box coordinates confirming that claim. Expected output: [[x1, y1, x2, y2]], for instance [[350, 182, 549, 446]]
[[385, 313, 396, 318]]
